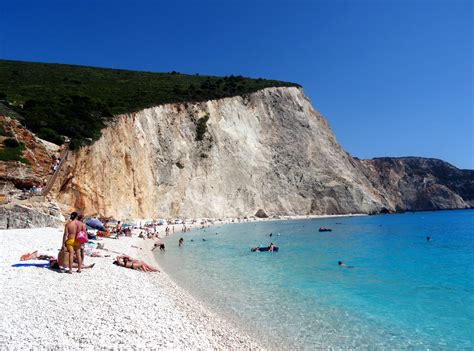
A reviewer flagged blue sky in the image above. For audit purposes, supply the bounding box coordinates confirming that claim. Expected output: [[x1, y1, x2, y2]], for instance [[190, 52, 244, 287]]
[[1, 0, 472, 168]]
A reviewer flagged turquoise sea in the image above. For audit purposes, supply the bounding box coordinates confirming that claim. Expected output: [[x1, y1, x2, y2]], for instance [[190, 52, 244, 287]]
[[154, 210, 473, 349]]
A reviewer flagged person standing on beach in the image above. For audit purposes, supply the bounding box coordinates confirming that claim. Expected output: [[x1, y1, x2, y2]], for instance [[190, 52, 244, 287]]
[[77, 214, 87, 263], [61, 212, 83, 273]]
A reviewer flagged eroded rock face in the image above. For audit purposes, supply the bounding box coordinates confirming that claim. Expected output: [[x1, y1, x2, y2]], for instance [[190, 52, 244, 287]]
[[0, 203, 63, 229], [0, 115, 57, 192], [359, 157, 474, 211], [54, 87, 390, 218], [50, 88, 473, 219]]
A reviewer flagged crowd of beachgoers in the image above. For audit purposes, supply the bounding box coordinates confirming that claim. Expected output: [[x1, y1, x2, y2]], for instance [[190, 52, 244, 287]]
[[0, 213, 265, 349], [22, 212, 226, 274], [12, 209, 282, 275]]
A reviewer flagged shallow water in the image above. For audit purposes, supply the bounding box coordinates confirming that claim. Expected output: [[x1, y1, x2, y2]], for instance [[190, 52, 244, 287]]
[[155, 210, 474, 349]]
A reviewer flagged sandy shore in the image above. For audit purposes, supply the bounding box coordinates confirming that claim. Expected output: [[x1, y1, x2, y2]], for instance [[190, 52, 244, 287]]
[[0, 227, 262, 349]]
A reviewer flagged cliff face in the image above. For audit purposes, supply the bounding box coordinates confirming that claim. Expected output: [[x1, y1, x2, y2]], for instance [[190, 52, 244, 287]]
[[0, 115, 57, 191], [54, 87, 391, 218], [360, 157, 474, 211], [51, 87, 473, 219]]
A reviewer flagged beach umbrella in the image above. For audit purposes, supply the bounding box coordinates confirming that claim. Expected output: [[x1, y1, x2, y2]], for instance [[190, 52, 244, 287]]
[[85, 218, 106, 231]]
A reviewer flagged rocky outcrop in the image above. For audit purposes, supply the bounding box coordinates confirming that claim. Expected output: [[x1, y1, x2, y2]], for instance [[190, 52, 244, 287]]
[[0, 115, 58, 193], [0, 115, 68, 229], [0, 202, 63, 229], [359, 157, 474, 211], [53, 87, 390, 218], [255, 209, 268, 218]]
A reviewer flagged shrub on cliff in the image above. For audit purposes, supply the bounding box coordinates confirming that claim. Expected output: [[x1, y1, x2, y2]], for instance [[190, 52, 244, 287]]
[[3, 138, 19, 148], [0, 60, 299, 149], [0, 139, 27, 163], [37, 128, 64, 145], [195, 115, 209, 141]]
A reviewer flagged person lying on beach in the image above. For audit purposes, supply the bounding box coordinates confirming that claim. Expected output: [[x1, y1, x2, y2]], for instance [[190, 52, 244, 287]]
[[50, 258, 95, 271], [113, 255, 160, 272], [20, 250, 95, 270], [20, 250, 56, 261], [58, 250, 95, 267]]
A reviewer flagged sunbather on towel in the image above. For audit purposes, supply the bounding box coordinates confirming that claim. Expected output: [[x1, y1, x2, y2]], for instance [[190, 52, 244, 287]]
[[55, 250, 95, 270], [19, 250, 94, 270], [20, 250, 56, 261], [113, 255, 159, 272], [50, 257, 95, 270]]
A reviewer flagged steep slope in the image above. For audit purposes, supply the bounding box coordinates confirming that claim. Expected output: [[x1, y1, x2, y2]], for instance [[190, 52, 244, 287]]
[[360, 157, 474, 211], [0, 114, 58, 191], [53, 87, 390, 218], [0, 59, 298, 149]]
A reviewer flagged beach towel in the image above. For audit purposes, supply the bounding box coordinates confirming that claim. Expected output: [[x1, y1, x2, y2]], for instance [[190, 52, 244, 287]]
[[12, 259, 50, 267]]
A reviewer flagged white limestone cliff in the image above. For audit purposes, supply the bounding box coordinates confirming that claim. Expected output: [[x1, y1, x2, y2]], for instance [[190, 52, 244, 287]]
[[53, 87, 392, 218]]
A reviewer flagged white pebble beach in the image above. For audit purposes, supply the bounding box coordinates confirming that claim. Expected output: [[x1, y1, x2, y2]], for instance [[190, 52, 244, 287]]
[[0, 227, 262, 350]]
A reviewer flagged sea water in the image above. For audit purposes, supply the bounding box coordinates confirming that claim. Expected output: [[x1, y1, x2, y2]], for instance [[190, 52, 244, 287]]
[[154, 210, 473, 349]]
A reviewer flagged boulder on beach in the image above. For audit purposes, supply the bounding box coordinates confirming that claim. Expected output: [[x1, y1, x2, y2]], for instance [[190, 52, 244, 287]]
[[255, 209, 268, 218]]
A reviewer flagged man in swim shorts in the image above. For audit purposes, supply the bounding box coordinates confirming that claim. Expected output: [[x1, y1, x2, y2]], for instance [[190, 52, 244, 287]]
[[61, 212, 83, 273]]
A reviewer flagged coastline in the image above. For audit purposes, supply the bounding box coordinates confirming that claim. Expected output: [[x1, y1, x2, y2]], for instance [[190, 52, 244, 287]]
[[0, 227, 262, 349], [0, 214, 365, 349]]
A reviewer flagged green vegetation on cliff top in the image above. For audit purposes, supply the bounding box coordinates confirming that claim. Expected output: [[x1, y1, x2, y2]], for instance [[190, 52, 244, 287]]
[[0, 60, 299, 149]]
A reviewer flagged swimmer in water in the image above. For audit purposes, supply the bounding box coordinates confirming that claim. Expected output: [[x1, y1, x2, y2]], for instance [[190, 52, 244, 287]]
[[426, 236, 431, 241], [338, 261, 354, 268]]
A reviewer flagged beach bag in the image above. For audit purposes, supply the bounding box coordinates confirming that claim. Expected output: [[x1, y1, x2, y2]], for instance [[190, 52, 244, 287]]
[[76, 229, 88, 244], [76, 222, 89, 244]]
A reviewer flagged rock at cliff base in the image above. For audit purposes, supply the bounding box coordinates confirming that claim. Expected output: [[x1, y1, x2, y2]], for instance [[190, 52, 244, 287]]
[[255, 209, 268, 218]]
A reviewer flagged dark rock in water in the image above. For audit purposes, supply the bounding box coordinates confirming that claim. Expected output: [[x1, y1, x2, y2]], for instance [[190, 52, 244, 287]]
[[255, 209, 268, 218]]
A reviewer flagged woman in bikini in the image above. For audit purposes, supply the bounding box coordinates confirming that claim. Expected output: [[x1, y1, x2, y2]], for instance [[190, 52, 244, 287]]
[[113, 255, 159, 272]]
